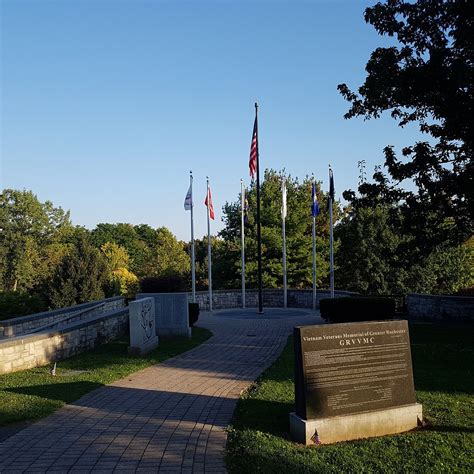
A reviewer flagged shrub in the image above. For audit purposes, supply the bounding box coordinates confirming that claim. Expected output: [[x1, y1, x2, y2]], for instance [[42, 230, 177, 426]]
[[0, 292, 47, 321], [320, 297, 396, 323], [140, 275, 188, 293], [188, 303, 200, 327]]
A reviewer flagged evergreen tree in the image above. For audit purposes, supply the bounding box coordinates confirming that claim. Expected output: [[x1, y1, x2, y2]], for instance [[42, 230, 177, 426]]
[[219, 170, 340, 289], [47, 235, 108, 308]]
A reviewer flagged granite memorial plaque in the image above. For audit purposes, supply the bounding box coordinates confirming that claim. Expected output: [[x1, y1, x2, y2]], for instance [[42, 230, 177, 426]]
[[137, 293, 191, 338], [128, 297, 159, 355], [294, 320, 416, 420]]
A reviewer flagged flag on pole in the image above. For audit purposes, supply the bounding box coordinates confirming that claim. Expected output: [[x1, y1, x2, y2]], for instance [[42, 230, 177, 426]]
[[205, 187, 215, 220], [329, 168, 335, 202], [249, 116, 258, 179], [244, 194, 249, 224], [311, 182, 320, 217], [184, 184, 192, 210], [281, 178, 287, 219]]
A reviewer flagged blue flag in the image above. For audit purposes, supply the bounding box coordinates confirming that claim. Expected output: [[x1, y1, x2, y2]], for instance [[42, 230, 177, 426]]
[[329, 168, 335, 202], [311, 182, 320, 217]]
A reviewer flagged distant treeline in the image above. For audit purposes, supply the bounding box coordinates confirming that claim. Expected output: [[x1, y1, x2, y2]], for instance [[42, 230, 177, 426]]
[[1, 169, 472, 318]]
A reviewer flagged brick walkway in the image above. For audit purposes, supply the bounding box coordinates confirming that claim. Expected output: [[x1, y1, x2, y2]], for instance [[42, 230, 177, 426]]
[[0, 308, 321, 473]]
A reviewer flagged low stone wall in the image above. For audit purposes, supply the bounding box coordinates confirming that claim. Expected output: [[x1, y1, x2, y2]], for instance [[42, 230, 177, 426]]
[[0, 296, 125, 339], [0, 307, 129, 375], [406, 294, 474, 322], [191, 289, 356, 311]]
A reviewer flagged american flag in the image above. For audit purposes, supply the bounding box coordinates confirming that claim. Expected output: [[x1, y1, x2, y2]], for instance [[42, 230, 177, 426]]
[[205, 186, 215, 220], [249, 116, 258, 179]]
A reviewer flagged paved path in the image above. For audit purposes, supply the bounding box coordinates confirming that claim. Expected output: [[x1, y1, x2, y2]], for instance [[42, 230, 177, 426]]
[[0, 308, 322, 473]]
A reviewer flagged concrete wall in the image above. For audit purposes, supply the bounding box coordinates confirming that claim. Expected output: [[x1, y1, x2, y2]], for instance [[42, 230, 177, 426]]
[[0, 308, 129, 375], [191, 289, 357, 310], [0, 296, 125, 339], [406, 294, 474, 322]]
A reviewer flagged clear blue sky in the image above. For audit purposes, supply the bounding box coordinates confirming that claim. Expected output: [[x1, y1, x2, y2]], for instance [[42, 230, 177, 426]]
[[1, 0, 422, 241]]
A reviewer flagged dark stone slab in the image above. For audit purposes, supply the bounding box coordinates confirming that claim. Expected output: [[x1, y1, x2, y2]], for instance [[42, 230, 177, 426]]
[[294, 320, 416, 420]]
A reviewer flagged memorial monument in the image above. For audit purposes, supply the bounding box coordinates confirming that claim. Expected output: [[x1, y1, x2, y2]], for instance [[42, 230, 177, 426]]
[[128, 297, 159, 355], [137, 292, 191, 338], [290, 320, 423, 444]]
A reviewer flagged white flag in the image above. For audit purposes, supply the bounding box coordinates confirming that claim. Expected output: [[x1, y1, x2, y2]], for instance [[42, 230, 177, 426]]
[[184, 184, 192, 210], [281, 179, 287, 219]]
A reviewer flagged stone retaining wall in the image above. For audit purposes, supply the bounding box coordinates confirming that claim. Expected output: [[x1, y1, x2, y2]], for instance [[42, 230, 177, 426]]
[[406, 294, 474, 322], [191, 289, 356, 310], [0, 296, 125, 339], [0, 307, 129, 375]]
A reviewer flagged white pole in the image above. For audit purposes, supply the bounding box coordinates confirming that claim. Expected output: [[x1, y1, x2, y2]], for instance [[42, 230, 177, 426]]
[[206, 177, 213, 311], [190, 172, 196, 303], [329, 170, 335, 298], [241, 180, 246, 308], [282, 177, 287, 308], [312, 214, 317, 310]]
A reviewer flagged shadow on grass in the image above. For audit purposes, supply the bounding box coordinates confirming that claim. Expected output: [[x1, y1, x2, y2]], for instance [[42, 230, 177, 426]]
[[4, 381, 103, 402], [424, 424, 474, 434]]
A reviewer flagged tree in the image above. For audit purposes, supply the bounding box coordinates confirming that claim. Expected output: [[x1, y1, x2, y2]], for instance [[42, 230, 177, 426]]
[[336, 205, 408, 294], [91, 223, 151, 276], [338, 0, 473, 245], [47, 234, 108, 308], [219, 169, 341, 289], [100, 242, 138, 296], [142, 227, 190, 278], [0, 189, 71, 292]]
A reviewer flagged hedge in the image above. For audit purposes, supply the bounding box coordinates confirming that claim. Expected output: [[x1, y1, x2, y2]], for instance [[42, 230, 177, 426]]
[[320, 297, 396, 323]]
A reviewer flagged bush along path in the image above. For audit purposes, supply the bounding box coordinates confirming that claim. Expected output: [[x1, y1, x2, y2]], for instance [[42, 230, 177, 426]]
[[0, 308, 318, 473], [226, 322, 474, 473]]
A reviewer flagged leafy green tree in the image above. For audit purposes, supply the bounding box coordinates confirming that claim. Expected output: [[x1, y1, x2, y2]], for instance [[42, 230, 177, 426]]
[[338, 0, 473, 246], [0, 189, 71, 292], [100, 242, 138, 296], [143, 227, 190, 278], [91, 223, 151, 276], [47, 234, 108, 308], [336, 205, 407, 294]]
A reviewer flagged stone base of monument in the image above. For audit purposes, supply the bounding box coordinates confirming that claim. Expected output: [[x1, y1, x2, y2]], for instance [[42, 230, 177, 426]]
[[128, 335, 159, 356], [289, 403, 423, 445], [158, 327, 192, 338]]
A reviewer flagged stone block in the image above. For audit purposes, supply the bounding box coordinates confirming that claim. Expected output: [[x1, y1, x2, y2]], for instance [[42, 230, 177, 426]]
[[290, 403, 423, 445], [138, 293, 191, 338], [128, 298, 159, 355]]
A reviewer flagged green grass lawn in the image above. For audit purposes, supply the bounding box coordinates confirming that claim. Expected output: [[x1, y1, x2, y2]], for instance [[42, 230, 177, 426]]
[[226, 323, 474, 473], [0, 327, 212, 426]]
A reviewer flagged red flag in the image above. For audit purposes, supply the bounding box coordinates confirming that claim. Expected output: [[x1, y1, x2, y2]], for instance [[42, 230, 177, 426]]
[[205, 187, 215, 220], [249, 116, 258, 179]]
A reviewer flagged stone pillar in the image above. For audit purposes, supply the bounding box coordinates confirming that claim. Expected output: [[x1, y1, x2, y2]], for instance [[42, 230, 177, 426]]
[[128, 298, 159, 355]]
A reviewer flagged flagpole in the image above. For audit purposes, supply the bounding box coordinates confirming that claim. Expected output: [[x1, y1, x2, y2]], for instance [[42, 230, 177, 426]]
[[241, 179, 246, 309], [206, 177, 213, 311], [329, 167, 335, 298], [255, 102, 263, 314], [190, 171, 196, 303], [282, 177, 287, 308], [312, 180, 317, 310]]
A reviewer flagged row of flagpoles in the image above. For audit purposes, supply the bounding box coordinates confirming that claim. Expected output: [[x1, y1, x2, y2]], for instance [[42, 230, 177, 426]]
[[184, 103, 336, 312]]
